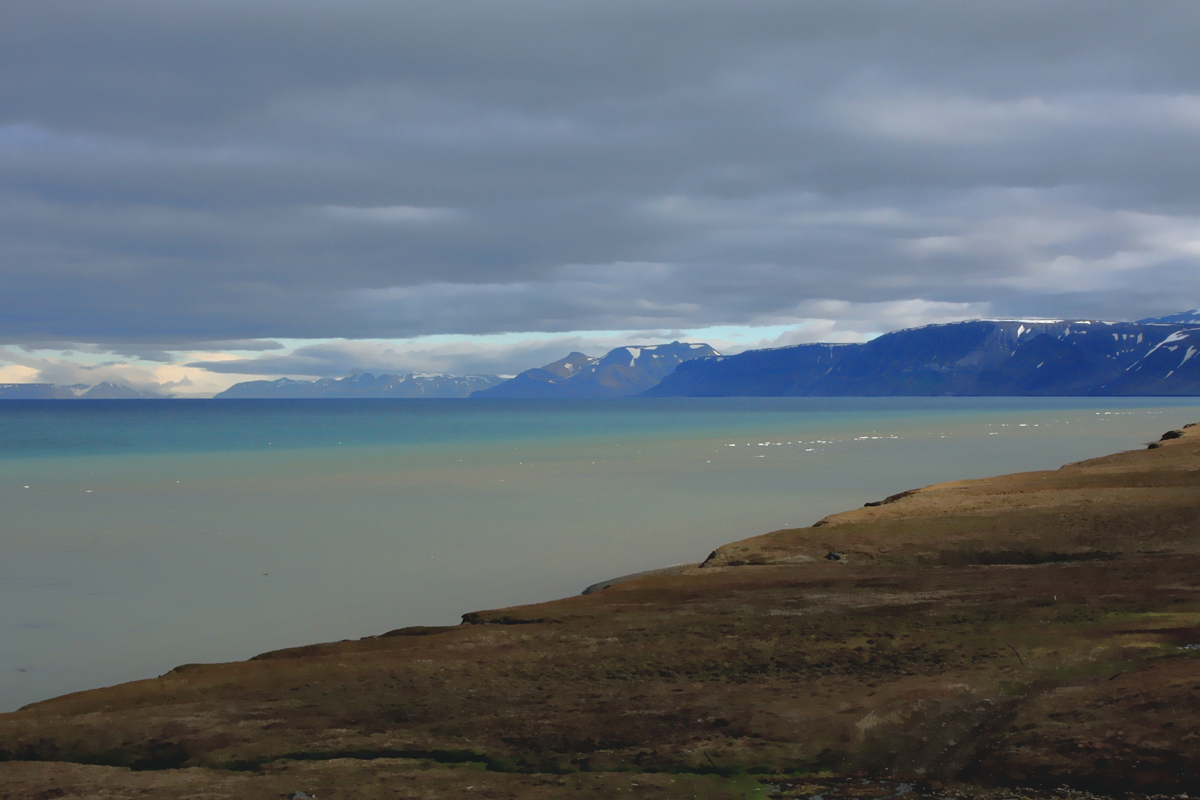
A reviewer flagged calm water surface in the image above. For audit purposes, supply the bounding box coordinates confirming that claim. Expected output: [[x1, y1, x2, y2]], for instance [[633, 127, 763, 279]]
[[2, 397, 1198, 711]]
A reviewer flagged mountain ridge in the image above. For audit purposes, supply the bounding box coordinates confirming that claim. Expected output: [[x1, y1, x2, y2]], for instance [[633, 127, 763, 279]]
[[0, 381, 163, 400], [470, 340, 719, 398], [6, 312, 1200, 401], [643, 318, 1200, 397], [1139, 307, 1200, 325], [214, 372, 505, 399]]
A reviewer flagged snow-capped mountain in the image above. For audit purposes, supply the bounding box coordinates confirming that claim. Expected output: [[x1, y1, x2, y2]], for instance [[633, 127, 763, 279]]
[[1107, 328, 1200, 394], [1139, 308, 1200, 326], [0, 381, 163, 399], [471, 342, 721, 398], [645, 318, 1200, 397], [214, 372, 506, 399]]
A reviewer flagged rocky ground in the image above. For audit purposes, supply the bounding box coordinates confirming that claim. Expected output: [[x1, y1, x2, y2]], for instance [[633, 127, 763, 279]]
[[2, 426, 1199, 799]]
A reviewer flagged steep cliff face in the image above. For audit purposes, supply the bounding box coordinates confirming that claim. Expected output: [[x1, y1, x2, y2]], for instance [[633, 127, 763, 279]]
[[639, 342, 849, 396], [1104, 328, 1200, 394], [645, 320, 1200, 396]]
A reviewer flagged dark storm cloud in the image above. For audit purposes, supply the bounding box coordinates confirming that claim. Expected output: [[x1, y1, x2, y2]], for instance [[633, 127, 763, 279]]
[[3, 0, 1200, 346]]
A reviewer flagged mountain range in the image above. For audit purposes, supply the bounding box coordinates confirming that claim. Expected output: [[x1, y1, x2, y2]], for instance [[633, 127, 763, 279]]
[[213, 372, 505, 399], [4, 310, 1199, 400], [644, 317, 1200, 397], [470, 341, 720, 398], [0, 382, 163, 400]]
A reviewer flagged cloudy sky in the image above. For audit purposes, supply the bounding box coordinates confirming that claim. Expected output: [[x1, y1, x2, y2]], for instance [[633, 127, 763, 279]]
[[3, 0, 1199, 395]]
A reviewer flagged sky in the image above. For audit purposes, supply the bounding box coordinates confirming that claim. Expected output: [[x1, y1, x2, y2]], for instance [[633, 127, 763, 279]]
[[2, 0, 1199, 396]]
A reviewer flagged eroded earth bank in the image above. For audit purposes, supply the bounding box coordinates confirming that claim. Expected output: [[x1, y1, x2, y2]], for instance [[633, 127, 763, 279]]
[[3, 427, 1200, 799]]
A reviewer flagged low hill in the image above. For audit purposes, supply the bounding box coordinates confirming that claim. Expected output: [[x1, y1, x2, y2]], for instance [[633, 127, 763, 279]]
[[214, 372, 505, 399], [644, 319, 1200, 397], [472, 341, 719, 398], [3, 426, 1200, 798]]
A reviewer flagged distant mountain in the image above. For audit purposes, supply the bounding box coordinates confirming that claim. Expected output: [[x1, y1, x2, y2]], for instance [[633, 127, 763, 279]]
[[1107, 328, 1200, 394], [1139, 308, 1200, 325], [471, 342, 720, 398], [643, 319, 1200, 397], [83, 381, 164, 399], [0, 383, 77, 399], [214, 372, 506, 399], [0, 381, 163, 399]]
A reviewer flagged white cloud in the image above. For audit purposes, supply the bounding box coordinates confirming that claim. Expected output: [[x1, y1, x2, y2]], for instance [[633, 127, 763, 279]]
[[0, 346, 257, 397], [0, 363, 40, 383], [144, 361, 245, 397], [824, 87, 1200, 145], [825, 90, 1074, 144], [323, 205, 462, 224]]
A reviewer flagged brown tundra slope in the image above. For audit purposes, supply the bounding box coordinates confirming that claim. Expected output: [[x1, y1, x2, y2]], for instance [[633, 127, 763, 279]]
[[2, 426, 1200, 800]]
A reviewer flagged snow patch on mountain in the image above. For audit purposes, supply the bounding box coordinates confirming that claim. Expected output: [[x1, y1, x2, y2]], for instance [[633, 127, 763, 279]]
[[473, 341, 720, 398]]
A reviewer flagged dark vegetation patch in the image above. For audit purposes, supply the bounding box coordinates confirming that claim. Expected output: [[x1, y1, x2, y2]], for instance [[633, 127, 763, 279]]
[[461, 613, 555, 625], [865, 489, 919, 507], [219, 746, 828, 779], [222, 747, 500, 772], [250, 644, 335, 661], [379, 625, 458, 637], [937, 550, 1117, 566], [0, 739, 191, 771]]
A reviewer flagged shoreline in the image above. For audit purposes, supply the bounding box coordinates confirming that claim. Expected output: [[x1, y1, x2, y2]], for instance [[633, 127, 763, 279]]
[[3, 424, 1200, 798], [9, 397, 1196, 716], [579, 563, 698, 595]]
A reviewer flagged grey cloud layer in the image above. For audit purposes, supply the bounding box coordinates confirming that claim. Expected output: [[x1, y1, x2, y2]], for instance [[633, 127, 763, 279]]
[[3, 0, 1199, 345]]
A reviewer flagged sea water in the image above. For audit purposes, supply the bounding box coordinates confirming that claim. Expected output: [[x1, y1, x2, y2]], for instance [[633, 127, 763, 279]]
[[1, 396, 1198, 711]]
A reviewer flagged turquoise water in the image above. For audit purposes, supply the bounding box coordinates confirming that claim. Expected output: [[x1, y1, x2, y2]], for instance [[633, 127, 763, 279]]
[[2, 397, 1198, 711]]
